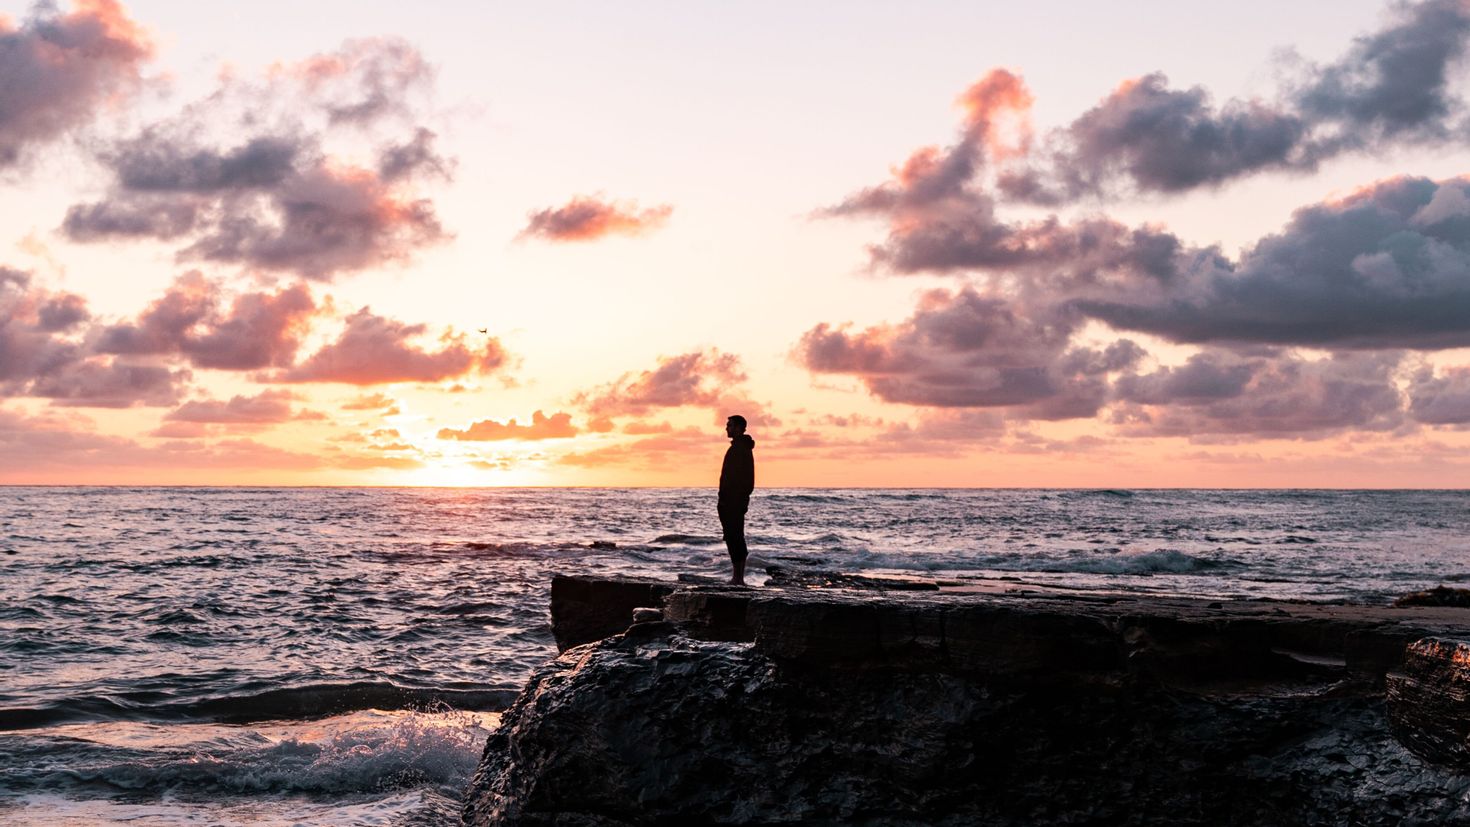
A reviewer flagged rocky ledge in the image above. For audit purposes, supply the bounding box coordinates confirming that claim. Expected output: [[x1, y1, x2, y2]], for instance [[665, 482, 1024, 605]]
[[465, 575, 1470, 826]]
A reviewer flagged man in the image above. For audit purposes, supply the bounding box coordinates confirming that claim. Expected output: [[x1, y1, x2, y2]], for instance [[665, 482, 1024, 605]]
[[718, 414, 755, 586]]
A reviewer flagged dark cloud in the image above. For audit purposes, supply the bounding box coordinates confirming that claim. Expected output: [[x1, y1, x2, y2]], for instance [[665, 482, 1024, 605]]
[[1114, 352, 1256, 406], [1115, 351, 1405, 439], [1295, 0, 1470, 144], [519, 195, 672, 242], [0, 270, 84, 389], [163, 389, 300, 424], [829, 0, 1470, 231], [62, 39, 451, 280], [278, 307, 508, 385], [1074, 176, 1470, 349], [578, 349, 747, 420], [796, 287, 1143, 418], [378, 127, 455, 182], [1008, 75, 1309, 200], [1, 268, 188, 408], [1001, 0, 1470, 203], [1408, 365, 1470, 424], [96, 272, 318, 369], [29, 359, 185, 408], [0, 0, 152, 167], [827, 169, 1470, 352], [37, 293, 90, 332], [437, 410, 578, 441]]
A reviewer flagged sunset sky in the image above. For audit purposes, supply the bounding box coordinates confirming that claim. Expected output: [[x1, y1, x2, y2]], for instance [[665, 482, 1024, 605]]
[[4, 0, 1470, 486]]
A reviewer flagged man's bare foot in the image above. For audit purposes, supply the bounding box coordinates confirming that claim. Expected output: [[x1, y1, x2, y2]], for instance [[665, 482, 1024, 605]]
[[728, 577, 745, 586]]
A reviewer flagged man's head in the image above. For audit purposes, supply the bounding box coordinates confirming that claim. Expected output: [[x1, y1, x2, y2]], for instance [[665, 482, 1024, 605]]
[[725, 415, 747, 438]]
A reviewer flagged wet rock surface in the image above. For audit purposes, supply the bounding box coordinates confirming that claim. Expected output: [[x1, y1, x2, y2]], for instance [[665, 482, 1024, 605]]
[[467, 576, 1470, 826], [1387, 637, 1470, 767]]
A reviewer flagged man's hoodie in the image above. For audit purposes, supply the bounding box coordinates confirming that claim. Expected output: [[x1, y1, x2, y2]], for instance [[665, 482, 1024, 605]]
[[719, 434, 755, 500]]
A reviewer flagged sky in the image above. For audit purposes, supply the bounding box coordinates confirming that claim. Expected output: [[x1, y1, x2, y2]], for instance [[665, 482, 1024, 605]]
[[3, 0, 1470, 487]]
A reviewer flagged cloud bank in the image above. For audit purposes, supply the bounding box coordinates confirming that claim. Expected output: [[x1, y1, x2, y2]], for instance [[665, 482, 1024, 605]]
[[62, 38, 451, 280]]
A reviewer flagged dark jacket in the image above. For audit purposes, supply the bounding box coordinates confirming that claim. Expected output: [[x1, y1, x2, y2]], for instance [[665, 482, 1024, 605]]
[[719, 434, 755, 501]]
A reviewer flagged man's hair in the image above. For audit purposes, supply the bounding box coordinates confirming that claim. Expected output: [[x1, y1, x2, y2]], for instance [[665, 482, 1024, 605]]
[[726, 414, 748, 431]]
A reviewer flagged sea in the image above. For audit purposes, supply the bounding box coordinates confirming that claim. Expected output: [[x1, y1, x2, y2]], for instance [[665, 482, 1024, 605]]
[[2, 486, 1468, 825]]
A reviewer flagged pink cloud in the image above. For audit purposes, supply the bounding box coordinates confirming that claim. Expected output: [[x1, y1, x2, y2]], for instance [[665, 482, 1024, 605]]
[[0, 0, 153, 167], [519, 195, 672, 242], [578, 349, 746, 419], [163, 388, 301, 424], [278, 307, 509, 385], [341, 391, 398, 411], [437, 410, 577, 441], [96, 272, 318, 370]]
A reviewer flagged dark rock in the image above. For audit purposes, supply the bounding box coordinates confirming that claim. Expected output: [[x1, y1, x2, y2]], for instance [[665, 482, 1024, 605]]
[[1396, 586, 1470, 607], [1387, 637, 1470, 766], [630, 607, 662, 624], [764, 565, 940, 591], [475, 576, 1470, 825], [549, 575, 676, 652], [467, 630, 1470, 826]]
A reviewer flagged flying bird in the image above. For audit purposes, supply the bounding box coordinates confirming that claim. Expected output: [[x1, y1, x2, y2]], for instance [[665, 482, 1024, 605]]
[[477, 328, 488, 334]]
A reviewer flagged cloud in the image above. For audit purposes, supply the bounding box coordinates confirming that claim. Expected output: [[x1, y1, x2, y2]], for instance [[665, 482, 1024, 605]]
[[28, 359, 185, 408], [163, 388, 300, 424], [437, 410, 577, 441], [0, 0, 152, 168], [341, 391, 399, 411], [825, 69, 1032, 218], [578, 349, 748, 419], [825, 167, 1470, 351], [1408, 364, 1470, 425], [0, 268, 188, 407], [824, 1, 1470, 285], [519, 195, 672, 242], [1114, 350, 1405, 439], [796, 286, 1143, 418], [62, 38, 451, 280], [278, 307, 508, 384], [1073, 176, 1470, 349], [97, 272, 318, 370], [994, 0, 1470, 203], [0, 270, 87, 389]]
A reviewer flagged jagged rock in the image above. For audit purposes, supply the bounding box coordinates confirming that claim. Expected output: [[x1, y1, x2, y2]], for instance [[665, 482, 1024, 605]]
[[1387, 637, 1470, 766], [471, 576, 1470, 825], [1396, 586, 1470, 607], [549, 575, 676, 652]]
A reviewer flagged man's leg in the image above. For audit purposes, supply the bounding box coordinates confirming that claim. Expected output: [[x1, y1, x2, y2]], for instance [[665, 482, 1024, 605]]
[[719, 499, 749, 585]]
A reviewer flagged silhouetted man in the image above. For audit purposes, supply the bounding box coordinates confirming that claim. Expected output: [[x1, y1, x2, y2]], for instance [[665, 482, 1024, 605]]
[[718, 414, 755, 586]]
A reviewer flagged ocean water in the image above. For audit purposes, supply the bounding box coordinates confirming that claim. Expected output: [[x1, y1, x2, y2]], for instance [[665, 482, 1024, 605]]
[[2, 486, 1468, 824]]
